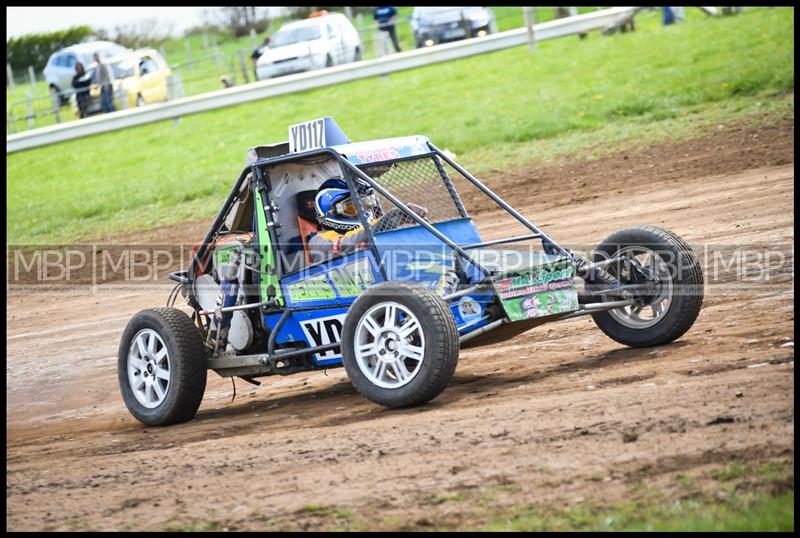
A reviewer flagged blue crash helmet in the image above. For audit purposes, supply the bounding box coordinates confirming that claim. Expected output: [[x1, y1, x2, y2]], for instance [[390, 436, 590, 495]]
[[314, 178, 382, 232]]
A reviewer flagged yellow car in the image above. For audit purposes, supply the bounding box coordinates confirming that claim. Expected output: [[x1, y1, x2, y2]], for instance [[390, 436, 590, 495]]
[[72, 48, 172, 117]]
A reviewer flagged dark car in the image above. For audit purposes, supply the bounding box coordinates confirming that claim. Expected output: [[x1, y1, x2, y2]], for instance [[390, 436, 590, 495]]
[[411, 6, 498, 48]]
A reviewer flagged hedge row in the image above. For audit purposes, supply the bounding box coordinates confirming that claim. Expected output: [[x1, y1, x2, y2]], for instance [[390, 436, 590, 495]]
[[7, 26, 95, 73]]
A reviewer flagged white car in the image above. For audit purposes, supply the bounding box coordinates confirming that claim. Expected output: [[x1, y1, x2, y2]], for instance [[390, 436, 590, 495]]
[[43, 40, 130, 103], [255, 12, 362, 80]]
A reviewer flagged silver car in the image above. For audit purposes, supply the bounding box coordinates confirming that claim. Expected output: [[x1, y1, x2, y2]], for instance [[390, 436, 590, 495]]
[[43, 40, 130, 104]]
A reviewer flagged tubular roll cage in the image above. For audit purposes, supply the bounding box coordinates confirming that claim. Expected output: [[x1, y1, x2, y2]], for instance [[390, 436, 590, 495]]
[[186, 142, 576, 292], [173, 142, 636, 370]]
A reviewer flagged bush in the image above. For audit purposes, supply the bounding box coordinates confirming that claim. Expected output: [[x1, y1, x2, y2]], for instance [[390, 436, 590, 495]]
[[6, 25, 95, 72]]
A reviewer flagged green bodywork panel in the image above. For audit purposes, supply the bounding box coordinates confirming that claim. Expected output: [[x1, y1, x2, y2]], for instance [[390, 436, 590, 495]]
[[255, 185, 283, 306]]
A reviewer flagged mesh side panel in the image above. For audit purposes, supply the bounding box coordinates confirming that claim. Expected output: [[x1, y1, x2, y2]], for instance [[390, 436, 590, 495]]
[[354, 156, 466, 231]]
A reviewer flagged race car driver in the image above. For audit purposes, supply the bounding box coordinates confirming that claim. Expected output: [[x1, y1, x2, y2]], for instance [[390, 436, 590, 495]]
[[307, 178, 428, 263]]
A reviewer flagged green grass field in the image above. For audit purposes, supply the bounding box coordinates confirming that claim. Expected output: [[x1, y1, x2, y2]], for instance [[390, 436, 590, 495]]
[[6, 7, 794, 245]]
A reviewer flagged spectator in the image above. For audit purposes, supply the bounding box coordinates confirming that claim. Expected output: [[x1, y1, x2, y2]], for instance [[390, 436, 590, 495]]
[[662, 7, 685, 26], [71, 62, 92, 119], [373, 6, 402, 53], [251, 35, 270, 80], [93, 52, 115, 113]]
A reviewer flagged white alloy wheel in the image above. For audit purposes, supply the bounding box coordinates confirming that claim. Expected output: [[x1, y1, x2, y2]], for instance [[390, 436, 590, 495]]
[[127, 328, 171, 408], [354, 301, 426, 389]]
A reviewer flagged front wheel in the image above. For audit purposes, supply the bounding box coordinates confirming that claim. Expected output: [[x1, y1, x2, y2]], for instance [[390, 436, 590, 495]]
[[118, 307, 208, 426], [341, 281, 459, 408], [588, 226, 704, 347]]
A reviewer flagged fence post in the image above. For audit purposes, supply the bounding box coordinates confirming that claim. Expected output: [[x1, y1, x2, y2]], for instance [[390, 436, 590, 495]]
[[229, 57, 238, 86], [8, 108, 17, 133], [250, 27, 257, 48], [25, 91, 34, 129], [523, 7, 536, 51], [202, 32, 209, 50], [28, 65, 37, 87], [184, 40, 192, 72], [117, 84, 127, 110], [160, 44, 167, 60], [237, 50, 250, 84], [7, 63, 15, 91], [50, 86, 61, 123], [169, 73, 185, 125], [373, 29, 389, 58], [214, 45, 222, 67]]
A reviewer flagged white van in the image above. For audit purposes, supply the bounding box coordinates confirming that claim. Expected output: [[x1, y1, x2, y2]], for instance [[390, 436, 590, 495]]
[[256, 12, 362, 80]]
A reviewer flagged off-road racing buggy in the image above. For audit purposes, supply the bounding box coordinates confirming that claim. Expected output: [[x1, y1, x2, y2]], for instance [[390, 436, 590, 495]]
[[119, 117, 704, 426]]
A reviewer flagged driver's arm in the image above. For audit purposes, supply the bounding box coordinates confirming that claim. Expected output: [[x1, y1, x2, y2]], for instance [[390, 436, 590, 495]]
[[307, 227, 369, 263]]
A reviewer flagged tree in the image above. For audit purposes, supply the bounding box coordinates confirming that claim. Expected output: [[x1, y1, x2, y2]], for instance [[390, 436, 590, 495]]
[[94, 18, 175, 49], [202, 7, 271, 37]]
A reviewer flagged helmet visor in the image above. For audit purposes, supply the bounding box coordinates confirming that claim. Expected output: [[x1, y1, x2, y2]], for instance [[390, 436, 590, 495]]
[[334, 192, 379, 218]]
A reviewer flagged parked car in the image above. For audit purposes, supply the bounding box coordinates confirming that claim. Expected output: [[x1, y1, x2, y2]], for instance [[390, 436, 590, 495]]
[[71, 48, 171, 116], [411, 7, 497, 48], [255, 12, 362, 80], [43, 40, 130, 104]]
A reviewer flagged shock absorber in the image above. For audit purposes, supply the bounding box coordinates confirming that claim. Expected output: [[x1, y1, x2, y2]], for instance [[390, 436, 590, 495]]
[[211, 247, 242, 352]]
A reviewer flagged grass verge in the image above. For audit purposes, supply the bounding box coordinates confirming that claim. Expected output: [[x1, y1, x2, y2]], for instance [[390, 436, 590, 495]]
[[484, 490, 794, 532]]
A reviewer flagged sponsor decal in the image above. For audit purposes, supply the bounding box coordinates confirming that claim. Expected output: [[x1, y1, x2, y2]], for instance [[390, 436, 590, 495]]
[[300, 314, 346, 361], [494, 258, 579, 321], [458, 296, 482, 323], [354, 147, 402, 164], [286, 274, 336, 302], [328, 258, 376, 297]]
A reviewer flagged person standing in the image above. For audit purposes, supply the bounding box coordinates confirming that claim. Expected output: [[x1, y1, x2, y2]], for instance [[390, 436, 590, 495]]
[[373, 6, 402, 53], [71, 62, 92, 118], [93, 52, 116, 113]]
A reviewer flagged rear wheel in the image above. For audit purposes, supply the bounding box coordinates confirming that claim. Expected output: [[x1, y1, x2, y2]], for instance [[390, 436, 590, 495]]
[[341, 281, 459, 408], [118, 308, 207, 426], [588, 226, 704, 347]]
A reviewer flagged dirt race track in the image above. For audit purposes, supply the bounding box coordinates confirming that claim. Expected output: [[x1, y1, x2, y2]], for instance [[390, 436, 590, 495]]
[[6, 117, 794, 531]]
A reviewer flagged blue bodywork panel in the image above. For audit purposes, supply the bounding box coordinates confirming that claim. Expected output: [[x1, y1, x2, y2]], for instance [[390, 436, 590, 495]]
[[372, 218, 487, 285], [268, 218, 495, 366]]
